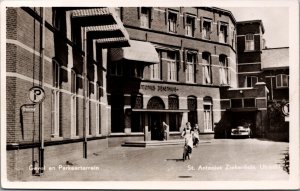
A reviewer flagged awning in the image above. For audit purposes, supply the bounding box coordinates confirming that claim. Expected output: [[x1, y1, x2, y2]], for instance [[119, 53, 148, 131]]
[[70, 8, 130, 48], [110, 40, 160, 64], [132, 109, 189, 113]]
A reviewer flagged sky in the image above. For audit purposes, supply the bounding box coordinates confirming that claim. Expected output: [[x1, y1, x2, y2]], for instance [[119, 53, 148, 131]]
[[224, 7, 289, 48]]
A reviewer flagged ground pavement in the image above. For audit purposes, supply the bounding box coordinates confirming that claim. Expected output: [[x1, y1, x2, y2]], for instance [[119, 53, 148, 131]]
[[25, 138, 289, 181]]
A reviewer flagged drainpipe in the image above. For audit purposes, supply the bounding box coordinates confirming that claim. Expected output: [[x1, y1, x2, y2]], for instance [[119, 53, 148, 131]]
[[82, 27, 88, 158], [39, 7, 45, 174]]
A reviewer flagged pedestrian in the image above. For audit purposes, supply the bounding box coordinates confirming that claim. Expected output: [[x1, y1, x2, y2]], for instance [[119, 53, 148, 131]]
[[162, 121, 169, 141], [193, 124, 200, 147], [181, 122, 194, 159]]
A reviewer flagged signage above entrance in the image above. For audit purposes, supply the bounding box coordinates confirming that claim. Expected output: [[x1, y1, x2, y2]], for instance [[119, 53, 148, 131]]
[[140, 84, 179, 92]]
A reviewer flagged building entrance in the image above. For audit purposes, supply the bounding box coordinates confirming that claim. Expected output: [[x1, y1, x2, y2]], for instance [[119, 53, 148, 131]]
[[149, 113, 165, 140]]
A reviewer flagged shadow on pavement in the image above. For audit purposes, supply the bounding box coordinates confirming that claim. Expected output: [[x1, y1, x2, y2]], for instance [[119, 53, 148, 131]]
[[166, 158, 184, 162]]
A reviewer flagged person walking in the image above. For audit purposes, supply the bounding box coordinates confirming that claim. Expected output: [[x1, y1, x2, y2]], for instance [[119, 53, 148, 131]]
[[193, 124, 200, 147], [181, 122, 194, 159], [162, 121, 169, 141]]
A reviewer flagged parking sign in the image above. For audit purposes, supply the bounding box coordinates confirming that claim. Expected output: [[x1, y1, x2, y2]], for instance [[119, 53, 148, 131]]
[[29, 86, 45, 104]]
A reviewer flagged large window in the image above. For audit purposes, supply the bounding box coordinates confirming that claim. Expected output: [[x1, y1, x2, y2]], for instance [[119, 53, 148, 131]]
[[131, 94, 144, 133], [86, 79, 92, 135], [95, 83, 101, 135], [70, 69, 78, 137], [219, 23, 228, 43], [203, 97, 213, 132], [245, 34, 254, 51], [140, 7, 151, 28], [129, 63, 144, 78], [168, 95, 180, 132], [186, 52, 196, 83], [168, 11, 177, 33], [111, 94, 124, 133], [185, 15, 195, 37], [219, 55, 229, 85], [167, 51, 177, 81], [187, 96, 198, 128], [51, 59, 61, 138], [276, 74, 289, 88], [202, 52, 212, 84], [202, 19, 212, 40], [245, 76, 258, 87]]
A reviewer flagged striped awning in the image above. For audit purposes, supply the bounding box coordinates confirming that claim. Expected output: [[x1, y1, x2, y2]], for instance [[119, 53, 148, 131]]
[[71, 8, 130, 48], [110, 40, 160, 64]]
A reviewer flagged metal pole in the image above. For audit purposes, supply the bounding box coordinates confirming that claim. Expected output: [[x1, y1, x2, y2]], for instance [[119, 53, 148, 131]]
[[39, 7, 45, 174], [82, 27, 87, 158]]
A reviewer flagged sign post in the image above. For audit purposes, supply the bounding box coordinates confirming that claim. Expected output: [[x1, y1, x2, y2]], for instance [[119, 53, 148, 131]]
[[28, 86, 45, 175]]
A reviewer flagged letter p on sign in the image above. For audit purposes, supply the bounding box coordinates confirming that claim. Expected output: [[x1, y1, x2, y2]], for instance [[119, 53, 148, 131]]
[[29, 86, 45, 104]]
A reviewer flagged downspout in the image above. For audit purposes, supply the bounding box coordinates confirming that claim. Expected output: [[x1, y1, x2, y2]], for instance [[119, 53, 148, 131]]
[[82, 27, 88, 158], [39, 7, 45, 174]]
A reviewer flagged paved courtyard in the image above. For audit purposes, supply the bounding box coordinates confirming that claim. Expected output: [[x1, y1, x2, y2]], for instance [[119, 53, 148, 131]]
[[26, 138, 289, 181]]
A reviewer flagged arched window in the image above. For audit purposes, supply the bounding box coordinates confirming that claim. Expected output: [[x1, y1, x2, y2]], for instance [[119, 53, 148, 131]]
[[168, 95, 179, 110], [147, 96, 165, 109], [219, 54, 229, 85], [203, 96, 213, 132], [202, 52, 212, 84], [187, 96, 198, 127]]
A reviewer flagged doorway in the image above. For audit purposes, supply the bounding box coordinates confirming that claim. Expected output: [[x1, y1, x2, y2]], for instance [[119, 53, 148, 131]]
[[149, 113, 165, 140]]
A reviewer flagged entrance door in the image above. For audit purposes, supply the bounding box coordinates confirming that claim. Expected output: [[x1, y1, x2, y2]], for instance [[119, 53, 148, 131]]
[[149, 113, 165, 140]]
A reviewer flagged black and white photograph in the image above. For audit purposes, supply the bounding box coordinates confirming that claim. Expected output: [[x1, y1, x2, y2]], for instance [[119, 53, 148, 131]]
[[1, 0, 299, 189]]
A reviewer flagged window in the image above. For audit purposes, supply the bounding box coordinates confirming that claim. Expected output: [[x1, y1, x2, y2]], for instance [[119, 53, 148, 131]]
[[276, 74, 289, 88], [110, 62, 123, 76], [141, 7, 151, 28], [245, 34, 254, 51], [85, 79, 92, 136], [95, 83, 101, 135], [168, 95, 180, 132], [202, 52, 212, 84], [186, 52, 196, 83], [185, 16, 195, 37], [168, 12, 177, 33], [202, 19, 212, 40], [219, 55, 229, 85], [71, 69, 78, 137], [111, 94, 124, 133], [151, 50, 161, 80], [168, 95, 179, 110], [188, 96, 198, 128], [51, 60, 61, 137], [129, 63, 144, 78], [219, 24, 228, 43], [131, 94, 143, 109], [231, 99, 243, 108], [167, 51, 177, 81], [203, 97, 213, 132], [244, 98, 256, 108], [245, 76, 258, 87]]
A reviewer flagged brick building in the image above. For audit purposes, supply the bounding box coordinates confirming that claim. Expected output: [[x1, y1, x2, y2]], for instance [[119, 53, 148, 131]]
[[5, 7, 289, 180]]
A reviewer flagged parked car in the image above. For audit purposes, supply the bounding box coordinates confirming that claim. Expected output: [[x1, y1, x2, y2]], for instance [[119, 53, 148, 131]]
[[231, 125, 251, 138]]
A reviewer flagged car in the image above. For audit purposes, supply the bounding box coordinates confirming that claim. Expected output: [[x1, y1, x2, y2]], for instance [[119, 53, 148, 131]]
[[231, 125, 251, 138]]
